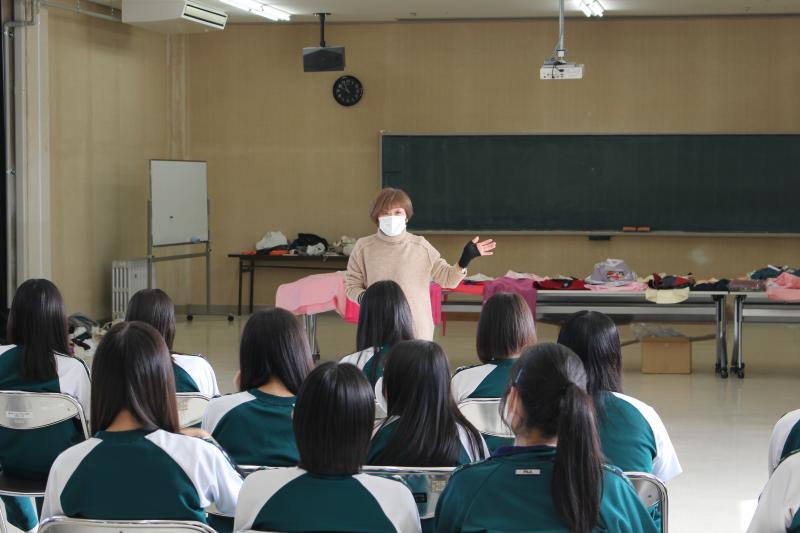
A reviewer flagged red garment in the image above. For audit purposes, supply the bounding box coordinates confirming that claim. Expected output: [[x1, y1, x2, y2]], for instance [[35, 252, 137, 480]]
[[534, 278, 588, 291], [445, 281, 487, 296], [345, 283, 442, 325]]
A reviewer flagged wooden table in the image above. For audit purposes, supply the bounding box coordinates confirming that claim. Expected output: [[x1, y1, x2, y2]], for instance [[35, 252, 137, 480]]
[[228, 254, 349, 315]]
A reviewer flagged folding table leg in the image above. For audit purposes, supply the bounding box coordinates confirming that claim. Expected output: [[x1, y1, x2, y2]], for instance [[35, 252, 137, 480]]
[[714, 296, 729, 379]]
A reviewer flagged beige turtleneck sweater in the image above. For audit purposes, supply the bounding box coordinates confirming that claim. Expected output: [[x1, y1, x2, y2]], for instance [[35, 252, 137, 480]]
[[345, 230, 466, 341]]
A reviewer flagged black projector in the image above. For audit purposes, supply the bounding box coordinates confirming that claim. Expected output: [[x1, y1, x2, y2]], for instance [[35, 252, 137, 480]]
[[303, 46, 345, 72]]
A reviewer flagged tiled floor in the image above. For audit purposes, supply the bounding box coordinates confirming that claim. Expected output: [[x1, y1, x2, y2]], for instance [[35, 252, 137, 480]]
[[6, 313, 800, 532], [178, 314, 800, 533]]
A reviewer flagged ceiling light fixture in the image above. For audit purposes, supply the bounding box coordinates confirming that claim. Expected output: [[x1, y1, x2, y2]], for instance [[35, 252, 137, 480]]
[[218, 0, 291, 21], [578, 0, 604, 17]]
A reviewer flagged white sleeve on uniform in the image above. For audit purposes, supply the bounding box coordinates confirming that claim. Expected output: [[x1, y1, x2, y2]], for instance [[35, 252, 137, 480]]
[[234, 467, 306, 532], [451, 365, 496, 403], [748, 453, 800, 533], [55, 354, 92, 421], [355, 474, 422, 533], [612, 392, 682, 482], [201, 391, 255, 434], [339, 348, 377, 371], [768, 409, 800, 476], [173, 354, 221, 397], [41, 438, 103, 520], [458, 424, 489, 462], [146, 430, 242, 516], [374, 377, 387, 414]]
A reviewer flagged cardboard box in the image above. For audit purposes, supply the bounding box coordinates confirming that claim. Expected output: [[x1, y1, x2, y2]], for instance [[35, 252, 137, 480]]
[[640, 337, 692, 374]]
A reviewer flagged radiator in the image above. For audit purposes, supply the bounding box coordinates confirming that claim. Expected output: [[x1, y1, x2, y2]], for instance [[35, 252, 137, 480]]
[[111, 259, 151, 320]]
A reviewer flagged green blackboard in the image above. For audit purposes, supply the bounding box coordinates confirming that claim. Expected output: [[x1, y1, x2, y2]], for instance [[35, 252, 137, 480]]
[[381, 134, 800, 233]]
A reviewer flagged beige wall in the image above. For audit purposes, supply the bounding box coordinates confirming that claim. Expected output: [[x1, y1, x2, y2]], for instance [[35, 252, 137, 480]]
[[181, 16, 800, 307], [49, 9, 170, 316]]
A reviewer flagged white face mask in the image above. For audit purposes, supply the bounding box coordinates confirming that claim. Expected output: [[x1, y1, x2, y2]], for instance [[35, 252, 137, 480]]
[[379, 215, 406, 237]]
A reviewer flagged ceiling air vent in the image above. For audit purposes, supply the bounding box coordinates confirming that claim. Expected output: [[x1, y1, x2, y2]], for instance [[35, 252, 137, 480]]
[[122, 0, 228, 33]]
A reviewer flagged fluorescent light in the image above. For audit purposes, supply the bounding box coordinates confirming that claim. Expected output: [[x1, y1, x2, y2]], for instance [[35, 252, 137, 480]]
[[578, 0, 604, 17], [219, 0, 292, 21]]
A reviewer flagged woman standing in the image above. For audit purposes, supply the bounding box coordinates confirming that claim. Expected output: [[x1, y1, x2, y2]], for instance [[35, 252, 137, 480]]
[[346, 188, 496, 341]]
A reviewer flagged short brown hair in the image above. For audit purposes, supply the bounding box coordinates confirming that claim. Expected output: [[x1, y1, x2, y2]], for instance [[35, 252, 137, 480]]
[[477, 292, 537, 363], [369, 188, 413, 224]]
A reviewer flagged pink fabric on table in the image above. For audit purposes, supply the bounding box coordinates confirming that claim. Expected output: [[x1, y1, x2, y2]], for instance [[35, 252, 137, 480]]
[[276, 271, 349, 318], [586, 282, 648, 292], [767, 272, 800, 302], [345, 283, 442, 325], [483, 277, 537, 316]]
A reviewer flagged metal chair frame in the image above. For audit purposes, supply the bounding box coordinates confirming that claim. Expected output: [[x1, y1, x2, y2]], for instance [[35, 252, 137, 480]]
[[175, 393, 211, 428], [362, 465, 456, 520], [624, 471, 669, 533], [0, 391, 91, 533], [39, 516, 217, 532]]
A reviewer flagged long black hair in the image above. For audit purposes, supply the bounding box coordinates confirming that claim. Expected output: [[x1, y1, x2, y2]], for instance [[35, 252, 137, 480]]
[[91, 321, 180, 435], [557, 311, 622, 398], [356, 281, 415, 382], [476, 292, 537, 363], [239, 308, 314, 394], [7, 279, 71, 381], [506, 343, 603, 533], [294, 362, 375, 475], [374, 340, 486, 466], [126, 289, 176, 351]]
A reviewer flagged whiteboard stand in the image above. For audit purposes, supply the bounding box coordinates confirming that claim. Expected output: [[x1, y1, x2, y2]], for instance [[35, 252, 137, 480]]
[[147, 160, 233, 322]]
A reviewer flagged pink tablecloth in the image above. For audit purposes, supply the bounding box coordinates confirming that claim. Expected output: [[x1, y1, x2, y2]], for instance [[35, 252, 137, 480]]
[[276, 271, 442, 324]]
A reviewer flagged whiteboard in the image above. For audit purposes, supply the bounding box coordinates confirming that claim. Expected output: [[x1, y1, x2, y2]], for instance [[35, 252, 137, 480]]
[[150, 160, 209, 246]]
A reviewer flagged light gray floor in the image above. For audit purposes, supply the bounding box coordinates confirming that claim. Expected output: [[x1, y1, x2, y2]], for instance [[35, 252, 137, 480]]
[[7, 314, 799, 532]]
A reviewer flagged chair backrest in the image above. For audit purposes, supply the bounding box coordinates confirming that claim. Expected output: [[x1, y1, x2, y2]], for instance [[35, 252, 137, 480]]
[[362, 466, 455, 520], [624, 471, 669, 533], [457, 398, 513, 438], [0, 391, 89, 438], [39, 517, 216, 532], [176, 393, 210, 428]]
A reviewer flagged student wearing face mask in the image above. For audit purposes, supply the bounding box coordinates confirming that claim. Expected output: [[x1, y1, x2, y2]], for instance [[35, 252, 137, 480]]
[[345, 188, 496, 341]]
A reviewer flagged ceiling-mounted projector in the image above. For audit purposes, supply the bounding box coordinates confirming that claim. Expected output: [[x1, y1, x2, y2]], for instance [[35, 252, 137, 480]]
[[540, 61, 584, 80], [540, 0, 584, 80], [304, 13, 345, 72]]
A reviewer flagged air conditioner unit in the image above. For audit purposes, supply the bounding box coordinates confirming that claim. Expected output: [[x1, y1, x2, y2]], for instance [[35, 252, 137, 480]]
[[122, 0, 227, 33]]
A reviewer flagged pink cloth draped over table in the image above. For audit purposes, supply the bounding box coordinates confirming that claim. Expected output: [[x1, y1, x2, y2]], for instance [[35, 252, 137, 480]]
[[276, 271, 442, 325], [483, 277, 537, 316], [585, 281, 648, 292], [767, 272, 800, 302]]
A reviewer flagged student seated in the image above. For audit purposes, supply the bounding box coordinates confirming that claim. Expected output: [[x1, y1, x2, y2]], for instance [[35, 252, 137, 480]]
[[748, 449, 800, 532], [767, 408, 800, 475], [0, 279, 90, 533], [40, 321, 242, 524], [234, 362, 421, 533], [558, 311, 682, 482], [368, 340, 488, 466], [452, 293, 536, 402], [126, 288, 219, 397], [435, 343, 659, 533], [340, 280, 415, 387], [451, 292, 536, 451], [202, 308, 313, 466]]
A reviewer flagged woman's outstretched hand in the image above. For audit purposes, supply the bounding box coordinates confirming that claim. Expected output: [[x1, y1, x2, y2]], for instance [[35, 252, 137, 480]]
[[459, 237, 497, 268], [473, 236, 496, 257]]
